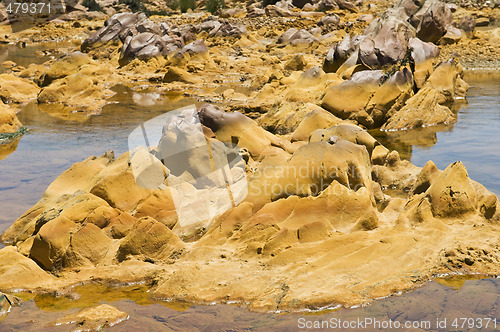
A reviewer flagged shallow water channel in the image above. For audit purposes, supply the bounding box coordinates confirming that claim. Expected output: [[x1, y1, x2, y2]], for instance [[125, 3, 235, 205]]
[[0, 44, 499, 330]]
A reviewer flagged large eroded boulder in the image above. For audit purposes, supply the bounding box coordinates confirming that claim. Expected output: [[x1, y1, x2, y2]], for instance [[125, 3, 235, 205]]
[[41, 51, 93, 86], [411, 0, 453, 43], [0, 102, 22, 134], [0, 246, 57, 291], [117, 217, 185, 262], [321, 68, 414, 128], [0, 74, 40, 104]]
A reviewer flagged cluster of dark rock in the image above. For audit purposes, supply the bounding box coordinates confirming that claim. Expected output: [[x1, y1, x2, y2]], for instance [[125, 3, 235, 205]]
[[318, 0, 470, 130], [246, 0, 360, 17], [323, 0, 464, 72], [447, 0, 500, 9], [81, 12, 246, 64]]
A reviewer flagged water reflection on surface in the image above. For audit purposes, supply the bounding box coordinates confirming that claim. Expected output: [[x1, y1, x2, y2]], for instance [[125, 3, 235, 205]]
[[0, 85, 199, 235], [372, 72, 500, 196], [1, 276, 499, 331], [410, 73, 500, 196], [0, 42, 75, 73]]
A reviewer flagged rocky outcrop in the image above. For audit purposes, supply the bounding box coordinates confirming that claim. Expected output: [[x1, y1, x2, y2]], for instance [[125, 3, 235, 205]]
[[320, 0, 468, 131], [381, 86, 454, 131], [309, 124, 379, 155], [358, 15, 415, 69], [0, 246, 56, 290], [163, 66, 202, 84], [0, 102, 22, 135], [199, 104, 293, 160], [49, 304, 129, 330], [0, 99, 499, 312], [117, 217, 185, 262], [37, 52, 117, 114], [277, 28, 318, 45], [400, 161, 499, 225], [323, 0, 461, 74], [81, 12, 154, 51], [410, 0, 453, 43], [0, 0, 497, 317], [409, 37, 440, 88], [321, 68, 414, 128], [82, 12, 242, 65], [317, 14, 341, 30], [290, 106, 345, 142], [40, 51, 92, 86], [265, 5, 298, 18], [381, 57, 468, 131]]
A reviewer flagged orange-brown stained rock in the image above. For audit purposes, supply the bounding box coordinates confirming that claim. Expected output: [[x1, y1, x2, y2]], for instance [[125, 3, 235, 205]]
[[29, 216, 78, 270], [0, 74, 40, 104], [116, 217, 185, 262], [0, 246, 57, 291], [64, 223, 113, 267], [427, 161, 477, 218], [0, 102, 22, 134]]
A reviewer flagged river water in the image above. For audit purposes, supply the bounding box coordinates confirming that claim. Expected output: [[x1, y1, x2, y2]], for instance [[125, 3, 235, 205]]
[[0, 44, 499, 330]]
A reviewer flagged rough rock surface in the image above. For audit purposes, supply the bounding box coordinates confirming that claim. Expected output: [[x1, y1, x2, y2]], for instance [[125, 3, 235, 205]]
[[37, 52, 118, 114], [0, 74, 40, 103], [321, 68, 414, 128], [0, 102, 22, 134], [0, 0, 497, 317], [49, 304, 129, 330], [0, 103, 498, 312]]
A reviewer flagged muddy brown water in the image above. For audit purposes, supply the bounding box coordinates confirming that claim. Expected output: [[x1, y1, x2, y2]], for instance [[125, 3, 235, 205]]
[[0, 44, 499, 330]]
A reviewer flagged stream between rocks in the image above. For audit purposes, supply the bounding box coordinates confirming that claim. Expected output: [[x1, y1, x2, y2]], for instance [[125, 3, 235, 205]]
[[0, 44, 499, 330]]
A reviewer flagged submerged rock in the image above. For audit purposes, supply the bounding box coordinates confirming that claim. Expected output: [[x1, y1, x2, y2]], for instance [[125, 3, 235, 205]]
[[0, 102, 22, 134], [49, 304, 129, 330]]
